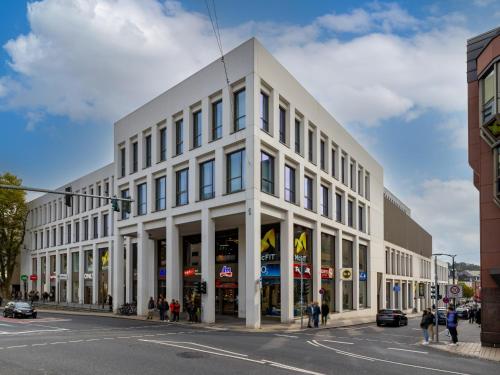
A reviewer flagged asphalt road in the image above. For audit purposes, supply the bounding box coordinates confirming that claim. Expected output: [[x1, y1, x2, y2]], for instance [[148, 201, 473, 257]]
[[0, 312, 497, 375]]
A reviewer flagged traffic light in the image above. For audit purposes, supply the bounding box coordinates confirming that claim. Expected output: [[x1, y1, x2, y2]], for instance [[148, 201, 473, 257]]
[[111, 197, 120, 212], [200, 281, 207, 294], [437, 285, 442, 300], [303, 281, 311, 296], [64, 187, 72, 207], [121, 199, 131, 214], [431, 285, 436, 300]]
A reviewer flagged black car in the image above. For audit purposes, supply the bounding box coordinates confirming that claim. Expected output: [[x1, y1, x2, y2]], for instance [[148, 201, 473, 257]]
[[376, 309, 408, 327], [3, 301, 37, 319]]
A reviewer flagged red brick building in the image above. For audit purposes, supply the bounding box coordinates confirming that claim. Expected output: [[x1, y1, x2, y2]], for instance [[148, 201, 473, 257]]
[[467, 27, 500, 347]]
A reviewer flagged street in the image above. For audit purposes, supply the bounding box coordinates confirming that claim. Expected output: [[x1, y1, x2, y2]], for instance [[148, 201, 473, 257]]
[[0, 312, 497, 375]]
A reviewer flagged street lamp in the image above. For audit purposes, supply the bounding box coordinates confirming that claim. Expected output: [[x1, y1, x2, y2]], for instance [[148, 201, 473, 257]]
[[432, 252, 457, 343]]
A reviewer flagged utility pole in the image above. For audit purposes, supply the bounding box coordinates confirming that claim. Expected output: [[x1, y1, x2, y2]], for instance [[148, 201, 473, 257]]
[[434, 255, 439, 343]]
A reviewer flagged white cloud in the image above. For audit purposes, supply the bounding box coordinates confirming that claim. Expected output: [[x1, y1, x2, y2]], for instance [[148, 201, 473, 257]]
[[437, 113, 468, 150], [401, 179, 480, 263]]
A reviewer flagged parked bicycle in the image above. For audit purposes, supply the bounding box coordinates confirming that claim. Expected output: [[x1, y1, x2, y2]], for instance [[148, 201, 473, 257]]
[[118, 303, 137, 316]]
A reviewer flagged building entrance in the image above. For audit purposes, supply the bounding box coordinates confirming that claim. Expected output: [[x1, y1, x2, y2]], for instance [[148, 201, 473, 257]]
[[215, 229, 239, 316], [182, 235, 201, 313]]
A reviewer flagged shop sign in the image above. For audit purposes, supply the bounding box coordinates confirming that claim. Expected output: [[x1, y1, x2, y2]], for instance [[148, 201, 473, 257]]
[[321, 267, 334, 280], [159, 268, 166, 278], [183, 267, 196, 278], [261, 253, 278, 262], [84, 273, 93, 280], [58, 274, 67, 280], [20, 274, 28, 281], [359, 271, 367, 281], [220, 265, 233, 278], [261, 264, 280, 277], [215, 280, 238, 289], [294, 254, 307, 262], [29, 274, 38, 281], [293, 263, 312, 279], [340, 268, 352, 281]]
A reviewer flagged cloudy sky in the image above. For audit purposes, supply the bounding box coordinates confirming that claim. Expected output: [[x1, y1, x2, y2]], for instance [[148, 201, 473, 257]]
[[1, 0, 498, 263]]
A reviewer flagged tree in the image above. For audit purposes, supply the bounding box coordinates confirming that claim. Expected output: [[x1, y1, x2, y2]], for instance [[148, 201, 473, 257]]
[[0, 173, 28, 298], [460, 283, 474, 299]]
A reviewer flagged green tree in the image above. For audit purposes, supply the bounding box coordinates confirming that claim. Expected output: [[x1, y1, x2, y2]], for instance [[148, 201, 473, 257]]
[[460, 283, 474, 299], [0, 173, 28, 298]]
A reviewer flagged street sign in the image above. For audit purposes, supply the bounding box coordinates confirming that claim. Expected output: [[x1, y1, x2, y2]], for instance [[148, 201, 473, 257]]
[[340, 268, 352, 281], [443, 297, 449, 304], [29, 274, 38, 281], [359, 271, 367, 281], [393, 285, 401, 293], [446, 284, 463, 298], [20, 274, 28, 281]]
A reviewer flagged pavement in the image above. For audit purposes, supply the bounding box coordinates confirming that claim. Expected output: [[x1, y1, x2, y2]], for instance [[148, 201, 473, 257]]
[[0, 310, 498, 375]]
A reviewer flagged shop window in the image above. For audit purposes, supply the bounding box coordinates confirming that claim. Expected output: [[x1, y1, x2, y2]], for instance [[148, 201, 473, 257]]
[[293, 225, 313, 317], [261, 224, 281, 317], [359, 244, 368, 308], [321, 233, 335, 313], [342, 239, 353, 310]]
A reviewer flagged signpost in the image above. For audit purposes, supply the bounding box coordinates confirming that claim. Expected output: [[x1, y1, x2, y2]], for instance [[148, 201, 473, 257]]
[[446, 285, 463, 299]]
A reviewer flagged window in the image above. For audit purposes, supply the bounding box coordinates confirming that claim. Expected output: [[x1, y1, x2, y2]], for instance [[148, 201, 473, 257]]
[[52, 228, 56, 246], [347, 200, 353, 227], [120, 148, 126, 177], [155, 176, 166, 211], [93, 217, 98, 239], [495, 147, 500, 201], [137, 183, 147, 215], [145, 135, 152, 167], [82, 190, 87, 211], [359, 244, 368, 308], [175, 119, 183, 155], [365, 173, 370, 200], [341, 155, 346, 184], [200, 160, 215, 200], [59, 226, 64, 245], [260, 91, 269, 132], [132, 141, 138, 173], [350, 162, 355, 190], [234, 89, 246, 131], [284, 165, 296, 203], [160, 127, 167, 161], [358, 169, 362, 195], [212, 100, 222, 140], [67, 224, 71, 244], [103, 214, 109, 237], [294, 119, 301, 154], [321, 233, 335, 313], [335, 193, 342, 222], [320, 140, 325, 170], [386, 250, 390, 274], [320, 185, 329, 217], [304, 176, 313, 210], [176, 169, 189, 206], [342, 239, 353, 310], [331, 148, 336, 177], [193, 110, 202, 148], [482, 68, 495, 123], [308, 129, 314, 162], [358, 205, 364, 232], [121, 189, 130, 220], [75, 222, 80, 242], [261, 152, 274, 194], [83, 220, 88, 241], [97, 185, 102, 207], [227, 149, 245, 193], [279, 106, 286, 143]]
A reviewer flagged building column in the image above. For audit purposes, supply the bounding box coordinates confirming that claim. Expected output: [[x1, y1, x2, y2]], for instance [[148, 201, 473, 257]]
[[78, 246, 84, 304], [137, 223, 153, 316], [280, 210, 294, 323], [36, 255, 42, 295], [113, 235, 124, 311], [389, 279, 395, 309], [201, 208, 215, 323], [45, 253, 50, 294], [245, 199, 261, 328], [312, 221, 321, 303], [335, 229, 343, 313], [166, 216, 181, 303], [238, 224, 246, 319], [125, 237, 132, 303], [92, 244, 98, 305], [397, 280, 403, 309], [66, 250, 72, 304], [55, 250, 60, 303]]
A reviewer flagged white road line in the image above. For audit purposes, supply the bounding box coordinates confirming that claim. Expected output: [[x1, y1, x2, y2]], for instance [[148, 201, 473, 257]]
[[312, 340, 471, 375], [307, 340, 320, 347], [50, 342, 67, 345], [7, 345, 27, 349], [262, 360, 325, 375], [387, 347, 428, 354], [85, 339, 101, 342], [68, 340, 83, 343], [162, 341, 249, 357], [31, 343, 48, 346], [322, 339, 354, 345], [274, 334, 298, 338], [103, 337, 115, 340], [117, 336, 132, 339], [0, 328, 68, 335]]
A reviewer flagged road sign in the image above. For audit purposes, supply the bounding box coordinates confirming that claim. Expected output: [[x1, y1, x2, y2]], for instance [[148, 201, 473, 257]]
[[20, 274, 28, 281], [446, 284, 463, 298], [443, 297, 450, 304], [319, 288, 326, 295], [340, 268, 352, 281], [393, 285, 401, 292], [359, 271, 367, 281], [29, 274, 38, 281]]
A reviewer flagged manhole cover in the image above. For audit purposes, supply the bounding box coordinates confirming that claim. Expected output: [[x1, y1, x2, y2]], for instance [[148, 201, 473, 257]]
[[177, 351, 207, 359]]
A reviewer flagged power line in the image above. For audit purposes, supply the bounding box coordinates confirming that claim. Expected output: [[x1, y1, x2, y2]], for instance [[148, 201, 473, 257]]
[[204, 0, 230, 86]]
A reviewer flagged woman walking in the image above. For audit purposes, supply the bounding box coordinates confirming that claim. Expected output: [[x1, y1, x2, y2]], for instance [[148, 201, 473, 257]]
[[420, 309, 432, 345], [147, 297, 155, 320]]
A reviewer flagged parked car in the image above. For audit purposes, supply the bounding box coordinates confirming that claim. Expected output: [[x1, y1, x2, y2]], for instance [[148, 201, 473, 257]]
[[376, 309, 408, 327], [437, 308, 447, 325], [3, 301, 37, 319], [456, 307, 469, 319]]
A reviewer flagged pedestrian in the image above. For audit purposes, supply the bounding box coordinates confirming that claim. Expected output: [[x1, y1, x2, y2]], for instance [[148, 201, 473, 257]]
[[174, 300, 181, 321], [475, 308, 481, 325], [170, 299, 176, 322], [321, 301, 329, 325], [108, 295, 113, 312], [428, 309, 436, 342], [446, 306, 459, 346], [420, 309, 432, 345], [0, 295, 3, 307], [147, 297, 155, 320], [469, 308, 475, 324], [312, 302, 321, 328]]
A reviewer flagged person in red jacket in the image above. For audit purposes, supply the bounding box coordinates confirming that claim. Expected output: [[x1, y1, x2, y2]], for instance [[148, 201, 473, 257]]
[[174, 300, 181, 321], [169, 299, 175, 322]]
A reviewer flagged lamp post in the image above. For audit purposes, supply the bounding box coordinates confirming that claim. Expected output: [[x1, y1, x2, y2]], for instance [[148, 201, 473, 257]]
[[432, 252, 457, 343]]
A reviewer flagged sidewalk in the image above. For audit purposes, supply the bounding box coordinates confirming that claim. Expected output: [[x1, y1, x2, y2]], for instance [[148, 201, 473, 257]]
[[431, 342, 500, 362]]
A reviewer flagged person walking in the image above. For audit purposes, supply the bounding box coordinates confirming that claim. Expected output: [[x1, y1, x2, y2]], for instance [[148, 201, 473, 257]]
[[420, 309, 432, 345], [468, 308, 475, 324], [321, 301, 329, 326], [312, 302, 321, 328], [169, 299, 176, 322], [428, 309, 436, 342], [147, 297, 155, 320], [475, 308, 481, 325], [108, 295, 113, 312], [446, 306, 459, 346], [174, 300, 181, 321], [306, 303, 313, 328]]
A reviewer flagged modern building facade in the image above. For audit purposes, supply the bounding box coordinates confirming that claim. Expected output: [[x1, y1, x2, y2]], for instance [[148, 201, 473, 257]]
[[22, 38, 434, 328], [467, 27, 500, 347]]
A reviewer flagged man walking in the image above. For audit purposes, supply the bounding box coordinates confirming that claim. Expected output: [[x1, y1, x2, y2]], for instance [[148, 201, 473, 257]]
[[312, 302, 321, 328], [420, 309, 432, 345], [147, 297, 155, 320], [321, 301, 329, 326], [446, 306, 459, 346], [468, 308, 475, 324], [108, 295, 113, 312]]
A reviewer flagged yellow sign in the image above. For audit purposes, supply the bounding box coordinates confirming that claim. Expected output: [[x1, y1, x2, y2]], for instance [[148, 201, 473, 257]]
[[101, 250, 109, 268], [260, 228, 276, 253], [340, 268, 352, 281], [294, 232, 307, 254]]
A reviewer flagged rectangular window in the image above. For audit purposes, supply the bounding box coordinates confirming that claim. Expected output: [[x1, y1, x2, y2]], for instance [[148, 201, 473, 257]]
[[308, 130, 314, 162], [160, 127, 167, 161], [90, 188, 93, 210], [482, 68, 495, 122], [294, 119, 301, 154], [359, 244, 368, 308], [52, 228, 56, 246], [97, 185, 101, 207], [279, 106, 286, 144], [331, 148, 336, 177], [176, 169, 189, 206], [358, 169, 362, 195], [212, 100, 222, 140], [132, 142, 138, 173], [342, 239, 353, 310], [260, 91, 269, 132], [121, 189, 130, 220], [320, 140, 325, 170], [284, 165, 296, 203], [365, 173, 370, 200], [175, 119, 184, 155], [82, 220, 87, 241], [155, 176, 166, 211], [341, 156, 346, 184], [304, 176, 313, 210], [348, 200, 353, 227], [93, 217, 98, 239], [59, 226, 63, 245], [358, 205, 364, 232], [350, 163, 355, 190], [67, 224, 71, 244], [234, 89, 246, 131], [336, 193, 342, 222], [137, 183, 147, 215], [193, 110, 202, 148], [103, 214, 109, 237], [75, 222, 80, 242], [321, 233, 335, 313], [200, 160, 215, 200], [320, 185, 329, 217], [120, 148, 126, 177], [227, 149, 245, 193], [261, 151, 274, 195], [145, 135, 152, 167]]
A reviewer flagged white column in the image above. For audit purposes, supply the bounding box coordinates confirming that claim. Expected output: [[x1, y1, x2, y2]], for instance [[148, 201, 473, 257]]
[[108, 239, 113, 304], [125, 237, 133, 303], [166, 216, 181, 302], [352, 236, 359, 310], [55, 250, 60, 303], [78, 246, 84, 304], [245, 199, 261, 328], [137, 223, 153, 315], [389, 279, 394, 309], [281, 210, 294, 323], [92, 244, 98, 304], [397, 280, 403, 310], [312, 221, 321, 303], [113, 235, 124, 311], [37, 255, 42, 295], [201, 208, 215, 323], [238, 224, 246, 319], [45, 254, 50, 294], [335, 230, 343, 313]]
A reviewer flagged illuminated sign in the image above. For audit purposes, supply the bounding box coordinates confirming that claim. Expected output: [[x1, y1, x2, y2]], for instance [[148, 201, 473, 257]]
[[293, 263, 312, 279], [294, 232, 307, 254], [359, 271, 367, 281], [220, 265, 233, 278], [321, 267, 334, 279], [260, 228, 276, 253], [159, 268, 166, 278], [183, 268, 196, 278], [261, 264, 280, 277], [84, 273, 93, 280], [261, 253, 277, 261], [340, 268, 352, 281]]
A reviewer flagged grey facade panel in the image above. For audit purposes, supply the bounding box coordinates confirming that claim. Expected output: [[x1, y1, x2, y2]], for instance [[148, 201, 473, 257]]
[[467, 27, 500, 83]]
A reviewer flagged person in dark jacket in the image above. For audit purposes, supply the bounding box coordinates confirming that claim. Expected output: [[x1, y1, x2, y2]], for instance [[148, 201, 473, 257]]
[[321, 302, 329, 325], [312, 302, 321, 328], [147, 297, 155, 320], [475, 308, 481, 325], [420, 309, 432, 345], [446, 306, 459, 345], [108, 295, 113, 312]]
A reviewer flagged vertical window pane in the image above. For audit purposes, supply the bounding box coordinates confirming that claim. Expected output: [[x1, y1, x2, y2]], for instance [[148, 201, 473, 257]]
[[137, 183, 147, 215], [284, 165, 295, 203], [260, 92, 269, 132], [261, 152, 274, 194], [120, 148, 126, 177], [121, 189, 130, 220], [348, 200, 353, 227], [227, 150, 245, 193], [295, 119, 301, 153], [212, 100, 222, 140], [193, 110, 202, 148], [335, 193, 342, 222], [308, 130, 313, 162], [304, 177, 313, 210], [320, 185, 328, 216], [176, 119, 183, 155], [359, 245, 368, 308], [132, 142, 138, 173], [321, 233, 335, 313], [145, 135, 152, 167], [200, 160, 215, 200], [320, 140, 325, 170], [234, 89, 246, 131], [176, 169, 188, 205], [342, 239, 353, 310], [160, 128, 167, 161], [279, 107, 286, 143], [155, 176, 166, 211]]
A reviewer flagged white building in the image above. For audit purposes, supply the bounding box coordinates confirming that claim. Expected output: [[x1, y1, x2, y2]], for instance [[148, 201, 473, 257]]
[[22, 38, 433, 328]]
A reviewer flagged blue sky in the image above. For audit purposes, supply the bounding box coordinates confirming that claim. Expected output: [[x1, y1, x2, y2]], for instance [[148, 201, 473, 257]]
[[1, 0, 499, 263]]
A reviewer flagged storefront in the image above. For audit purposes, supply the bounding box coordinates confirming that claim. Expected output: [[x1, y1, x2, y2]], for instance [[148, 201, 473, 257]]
[[59, 253, 67, 303], [41, 256, 46, 294], [321, 233, 335, 313], [98, 248, 109, 304], [359, 244, 368, 308], [84, 250, 93, 304], [157, 240, 166, 299], [215, 230, 239, 315], [72, 252, 79, 303], [293, 225, 312, 316], [261, 224, 280, 317], [183, 235, 201, 311], [342, 239, 353, 310]]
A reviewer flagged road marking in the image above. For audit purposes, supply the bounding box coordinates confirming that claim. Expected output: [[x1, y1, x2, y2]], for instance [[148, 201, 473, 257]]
[[68, 340, 83, 343], [7, 345, 27, 349], [262, 360, 325, 375], [50, 342, 67, 345], [163, 341, 249, 357], [307, 340, 320, 347], [31, 343, 47, 346], [274, 334, 298, 338], [387, 347, 428, 354], [322, 339, 354, 345], [103, 337, 115, 340], [85, 338, 101, 342], [0, 328, 69, 335], [312, 340, 471, 375]]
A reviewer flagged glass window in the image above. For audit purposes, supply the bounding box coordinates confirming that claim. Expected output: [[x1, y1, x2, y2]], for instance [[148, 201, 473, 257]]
[[175, 119, 183, 155], [227, 149, 245, 193], [261, 152, 274, 194], [67, 223, 71, 244], [331, 148, 336, 177], [348, 200, 353, 227], [120, 148, 126, 177], [284, 165, 296, 203], [359, 244, 368, 308], [193, 110, 202, 148], [321, 233, 335, 313], [75, 222, 79, 242], [308, 130, 314, 162], [304, 176, 313, 210], [342, 239, 353, 310], [341, 156, 346, 184], [52, 227, 56, 246], [93, 217, 98, 239], [103, 214, 109, 237], [234, 89, 246, 131], [132, 142, 138, 173], [160, 127, 167, 161], [358, 205, 364, 232], [350, 163, 355, 190], [176, 169, 189, 206], [279, 106, 286, 144], [335, 193, 342, 222], [320, 185, 329, 217], [293, 225, 313, 317], [200, 160, 215, 200], [212, 100, 222, 140], [365, 173, 370, 200], [145, 135, 152, 167], [137, 183, 147, 215], [121, 189, 130, 220], [260, 91, 269, 132], [320, 140, 325, 170], [83, 220, 88, 241], [294, 119, 301, 154], [155, 176, 166, 211]]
